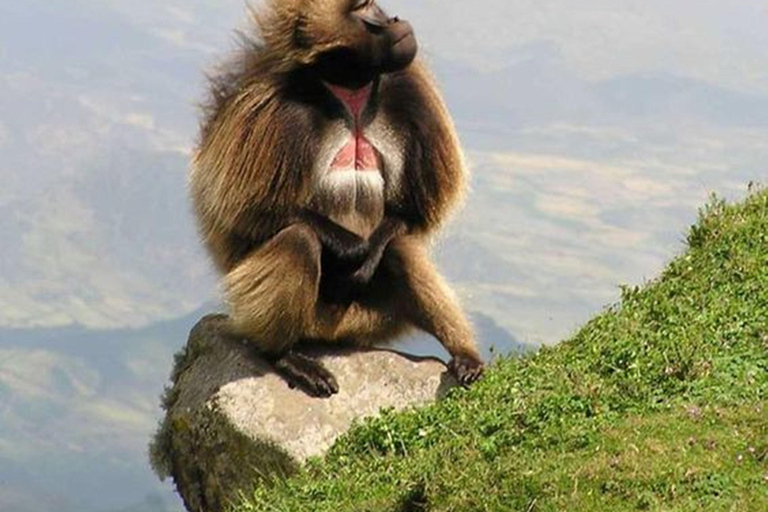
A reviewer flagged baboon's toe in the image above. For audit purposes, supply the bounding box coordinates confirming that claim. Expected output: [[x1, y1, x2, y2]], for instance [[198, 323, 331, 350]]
[[272, 350, 340, 397]]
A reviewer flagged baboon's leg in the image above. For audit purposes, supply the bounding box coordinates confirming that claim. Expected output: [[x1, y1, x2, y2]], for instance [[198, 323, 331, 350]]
[[224, 224, 338, 396], [382, 236, 484, 385], [225, 224, 321, 351]]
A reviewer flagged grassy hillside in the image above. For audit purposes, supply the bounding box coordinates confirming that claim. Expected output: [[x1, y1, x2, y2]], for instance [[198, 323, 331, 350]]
[[237, 190, 768, 512]]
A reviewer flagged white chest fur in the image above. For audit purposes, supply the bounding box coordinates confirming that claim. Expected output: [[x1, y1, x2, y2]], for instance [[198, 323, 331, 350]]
[[310, 106, 406, 238]]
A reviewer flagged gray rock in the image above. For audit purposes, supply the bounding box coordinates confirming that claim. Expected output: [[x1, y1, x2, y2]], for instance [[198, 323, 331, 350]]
[[150, 314, 458, 512]]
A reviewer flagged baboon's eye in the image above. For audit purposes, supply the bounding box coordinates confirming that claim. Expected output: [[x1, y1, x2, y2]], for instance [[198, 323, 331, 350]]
[[352, 0, 373, 12], [353, 2, 387, 29]]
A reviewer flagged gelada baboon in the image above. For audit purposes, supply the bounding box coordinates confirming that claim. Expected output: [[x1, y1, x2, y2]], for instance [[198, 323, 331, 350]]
[[191, 0, 484, 396]]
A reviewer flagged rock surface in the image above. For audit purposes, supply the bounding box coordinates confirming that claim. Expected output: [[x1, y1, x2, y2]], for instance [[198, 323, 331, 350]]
[[150, 314, 458, 512]]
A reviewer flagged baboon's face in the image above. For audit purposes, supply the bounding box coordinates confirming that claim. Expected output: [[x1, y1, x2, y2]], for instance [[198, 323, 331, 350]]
[[304, 0, 418, 87]]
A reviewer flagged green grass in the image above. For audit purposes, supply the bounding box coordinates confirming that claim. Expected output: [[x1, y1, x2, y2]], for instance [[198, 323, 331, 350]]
[[236, 190, 768, 512]]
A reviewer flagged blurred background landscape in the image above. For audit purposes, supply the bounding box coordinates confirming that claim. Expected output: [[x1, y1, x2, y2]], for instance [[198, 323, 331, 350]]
[[0, 1, 766, 510]]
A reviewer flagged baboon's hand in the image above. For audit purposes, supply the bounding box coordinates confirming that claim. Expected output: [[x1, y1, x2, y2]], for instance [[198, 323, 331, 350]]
[[347, 217, 408, 286], [448, 355, 484, 386], [334, 237, 370, 268], [294, 209, 370, 268], [320, 216, 408, 303], [370, 217, 408, 246]]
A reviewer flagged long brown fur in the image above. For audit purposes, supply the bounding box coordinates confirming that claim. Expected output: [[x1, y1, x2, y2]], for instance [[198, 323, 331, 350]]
[[190, 0, 480, 368]]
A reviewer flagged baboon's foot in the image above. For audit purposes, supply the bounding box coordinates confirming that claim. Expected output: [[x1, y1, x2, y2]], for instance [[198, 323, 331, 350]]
[[271, 350, 340, 397], [448, 355, 484, 386]]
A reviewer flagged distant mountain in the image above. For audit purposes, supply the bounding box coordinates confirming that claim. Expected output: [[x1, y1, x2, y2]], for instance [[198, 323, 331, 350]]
[[592, 72, 768, 127], [433, 42, 597, 132], [0, 306, 216, 512], [432, 47, 768, 140]]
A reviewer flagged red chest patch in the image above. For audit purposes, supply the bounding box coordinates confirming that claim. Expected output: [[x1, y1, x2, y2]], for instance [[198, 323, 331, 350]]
[[325, 82, 379, 171]]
